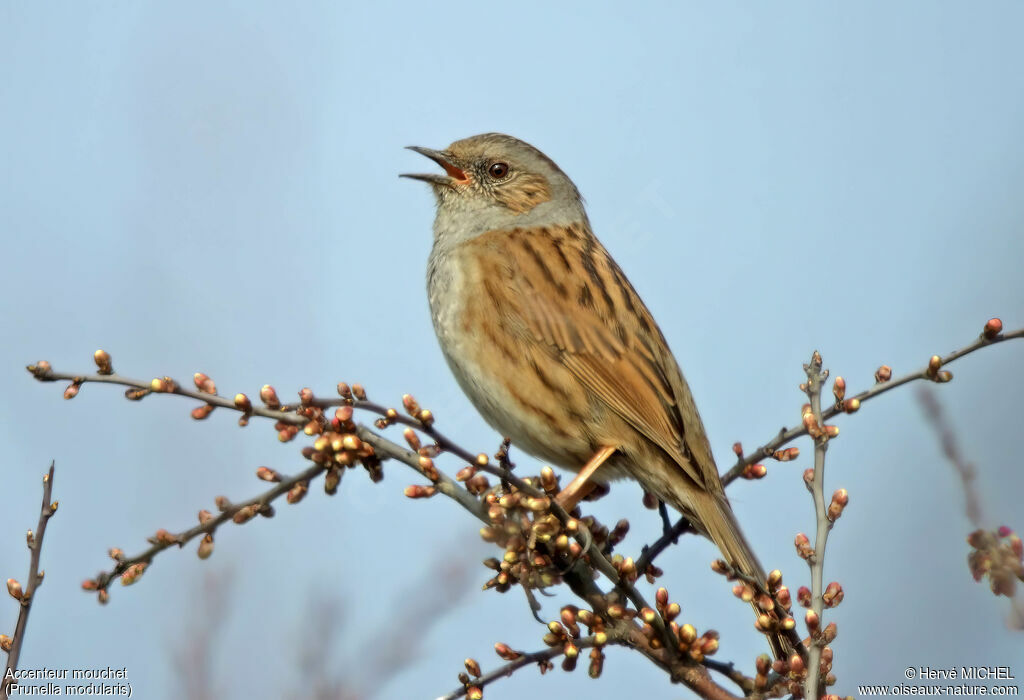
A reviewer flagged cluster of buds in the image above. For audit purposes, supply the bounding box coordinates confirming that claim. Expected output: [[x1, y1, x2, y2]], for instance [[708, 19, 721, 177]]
[[801, 404, 839, 440], [187, 371, 217, 420], [730, 443, 767, 479], [401, 393, 435, 428], [726, 568, 796, 645], [792, 581, 845, 613], [275, 417, 301, 442], [766, 569, 793, 608], [79, 533, 160, 604], [543, 606, 608, 676], [453, 453, 493, 496], [705, 567, 787, 659], [476, 474, 624, 593], [334, 381, 367, 403], [609, 551, 639, 584], [770, 645, 838, 697], [967, 526, 1023, 597], [925, 355, 953, 383], [802, 611, 838, 647], [456, 658, 484, 700], [302, 406, 380, 483], [672, 621, 720, 663], [479, 490, 566, 592], [752, 652, 836, 697], [196, 510, 223, 558], [398, 424, 443, 485], [832, 376, 860, 413], [649, 586, 722, 659], [80, 577, 109, 605]]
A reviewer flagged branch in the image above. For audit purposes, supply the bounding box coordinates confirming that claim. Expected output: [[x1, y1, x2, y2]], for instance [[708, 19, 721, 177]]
[[801, 353, 832, 700], [438, 636, 601, 700], [723, 321, 1024, 486], [2, 462, 57, 700], [28, 359, 746, 699], [27, 361, 677, 658], [916, 387, 1024, 629], [81, 462, 327, 597], [916, 388, 984, 528], [635, 516, 692, 576], [440, 633, 753, 700], [24, 320, 1020, 697]]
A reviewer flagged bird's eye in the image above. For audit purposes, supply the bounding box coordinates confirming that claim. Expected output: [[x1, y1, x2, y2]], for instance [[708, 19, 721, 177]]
[[487, 162, 510, 179]]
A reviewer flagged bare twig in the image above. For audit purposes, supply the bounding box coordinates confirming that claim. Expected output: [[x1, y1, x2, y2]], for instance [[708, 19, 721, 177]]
[[439, 631, 752, 700], [3, 462, 57, 700], [84, 462, 325, 595], [724, 325, 1024, 486], [437, 636, 601, 700], [917, 387, 1024, 628], [635, 516, 692, 576], [802, 353, 831, 700], [916, 388, 983, 527], [172, 569, 233, 700]]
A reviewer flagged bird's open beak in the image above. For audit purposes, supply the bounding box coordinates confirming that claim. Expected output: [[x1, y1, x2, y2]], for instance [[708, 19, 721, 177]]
[[400, 146, 469, 186]]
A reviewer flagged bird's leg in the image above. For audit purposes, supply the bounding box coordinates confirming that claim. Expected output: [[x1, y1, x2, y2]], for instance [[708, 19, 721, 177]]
[[656, 500, 680, 542], [555, 445, 617, 512]]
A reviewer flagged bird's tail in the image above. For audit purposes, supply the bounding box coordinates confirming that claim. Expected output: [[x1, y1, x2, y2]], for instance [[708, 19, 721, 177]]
[[684, 488, 792, 660]]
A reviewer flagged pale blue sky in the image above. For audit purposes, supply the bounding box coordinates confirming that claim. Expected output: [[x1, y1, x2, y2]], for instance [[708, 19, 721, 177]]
[[2, 3, 1023, 698]]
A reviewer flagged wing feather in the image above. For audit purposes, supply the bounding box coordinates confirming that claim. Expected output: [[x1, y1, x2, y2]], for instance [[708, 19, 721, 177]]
[[469, 225, 718, 492]]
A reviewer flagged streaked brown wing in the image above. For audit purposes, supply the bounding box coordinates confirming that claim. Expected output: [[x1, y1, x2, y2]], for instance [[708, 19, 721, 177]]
[[466, 224, 719, 492]]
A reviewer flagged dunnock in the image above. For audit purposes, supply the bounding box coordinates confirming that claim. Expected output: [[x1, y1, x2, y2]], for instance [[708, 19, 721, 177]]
[[404, 133, 787, 657]]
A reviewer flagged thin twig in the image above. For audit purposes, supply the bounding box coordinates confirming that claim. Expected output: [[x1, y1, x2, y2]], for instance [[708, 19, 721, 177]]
[[87, 463, 325, 593], [916, 388, 983, 527], [436, 636, 600, 700], [723, 326, 1024, 486], [802, 353, 830, 700], [3, 462, 57, 700], [635, 516, 692, 576], [916, 387, 1024, 628]]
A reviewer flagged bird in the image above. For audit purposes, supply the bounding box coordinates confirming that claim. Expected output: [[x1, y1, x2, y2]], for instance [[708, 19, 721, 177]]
[[403, 132, 789, 658]]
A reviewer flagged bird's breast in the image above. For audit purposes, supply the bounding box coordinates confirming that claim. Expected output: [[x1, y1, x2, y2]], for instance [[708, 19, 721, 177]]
[[426, 235, 596, 470]]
